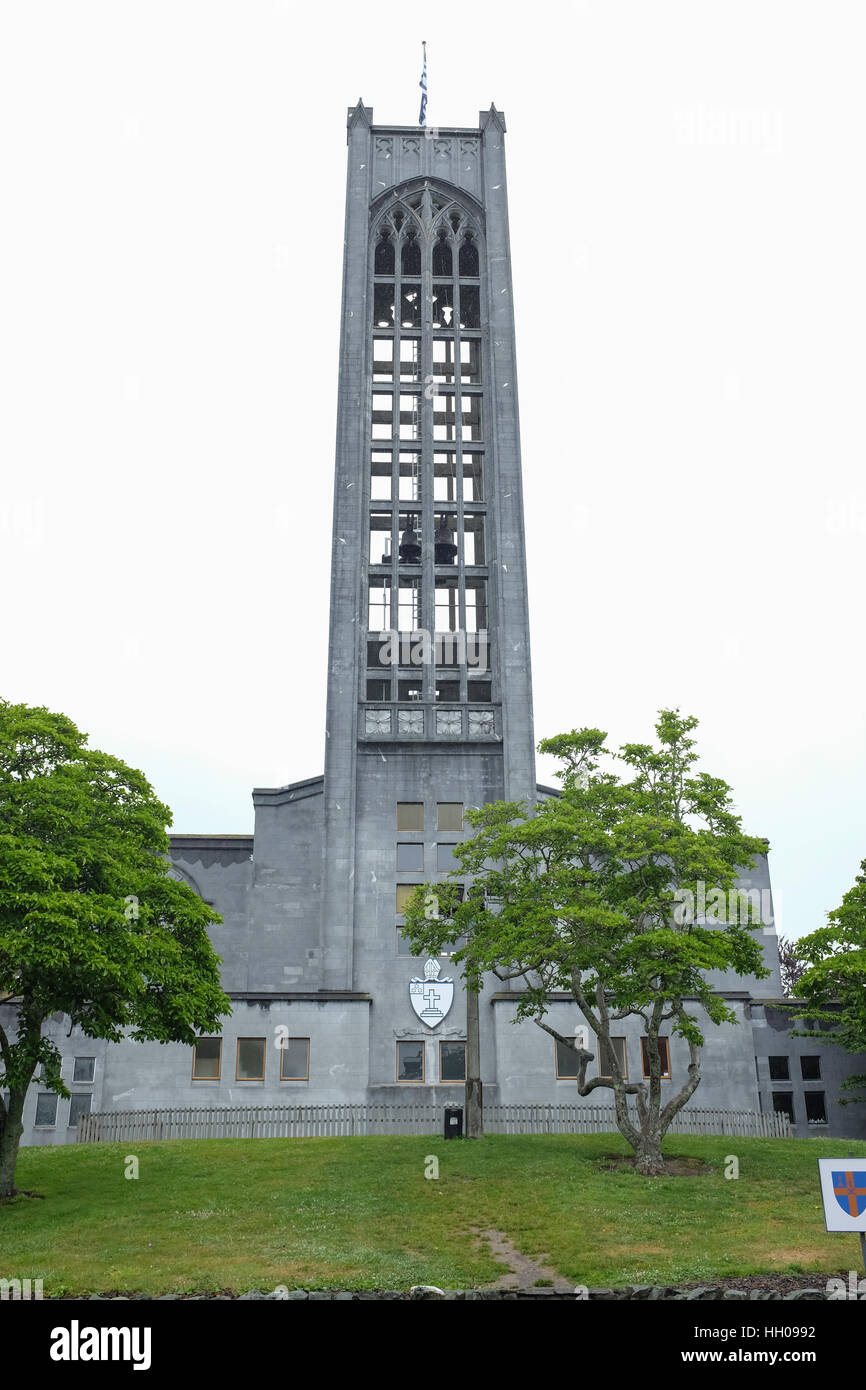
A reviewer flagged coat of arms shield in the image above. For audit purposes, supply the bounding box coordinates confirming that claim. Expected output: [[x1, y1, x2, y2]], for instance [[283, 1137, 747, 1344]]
[[409, 957, 454, 1027]]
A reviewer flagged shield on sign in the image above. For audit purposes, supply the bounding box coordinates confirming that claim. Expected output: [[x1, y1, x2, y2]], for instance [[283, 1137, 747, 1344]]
[[831, 1171, 866, 1218], [409, 957, 454, 1027]]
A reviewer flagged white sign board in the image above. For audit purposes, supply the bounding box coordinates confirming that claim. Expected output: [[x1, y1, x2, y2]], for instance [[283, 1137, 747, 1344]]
[[817, 1159, 866, 1232]]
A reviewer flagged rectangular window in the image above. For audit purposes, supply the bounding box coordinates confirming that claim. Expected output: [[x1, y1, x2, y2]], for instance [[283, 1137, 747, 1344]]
[[468, 679, 492, 703], [460, 394, 483, 441], [459, 339, 482, 384], [555, 1040, 579, 1080], [437, 843, 457, 872], [371, 391, 394, 440], [368, 637, 391, 668], [366, 677, 390, 701], [369, 512, 393, 565], [370, 449, 392, 500], [398, 391, 421, 440], [398, 452, 422, 501], [640, 1037, 671, 1079], [598, 1037, 628, 1078], [800, 1055, 821, 1081], [435, 678, 460, 702], [236, 1038, 266, 1082], [432, 338, 457, 383], [397, 802, 424, 831], [437, 803, 463, 832], [462, 455, 484, 501], [397, 677, 424, 703], [433, 452, 458, 502], [373, 285, 394, 329], [433, 392, 457, 442], [397, 843, 424, 872], [463, 515, 485, 565], [400, 285, 421, 329], [368, 577, 391, 631], [279, 1038, 310, 1082], [440, 1041, 466, 1082], [465, 579, 488, 633], [459, 285, 480, 329], [434, 578, 459, 633], [372, 337, 394, 381], [35, 1093, 58, 1127], [772, 1091, 795, 1122], [431, 283, 454, 329], [768, 1055, 790, 1080], [73, 1057, 95, 1083], [397, 1041, 425, 1082], [804, 1091, 827, 1124], [399, 337, 421, 381], [68, 1093, 92, 1128], [192, 1037, 222, 1080], [396, 884, 422, 914], [398, 577, 421, 632]]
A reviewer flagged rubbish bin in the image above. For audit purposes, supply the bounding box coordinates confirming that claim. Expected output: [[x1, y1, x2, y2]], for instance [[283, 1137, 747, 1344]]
[[444, 1105, 463, 1140]]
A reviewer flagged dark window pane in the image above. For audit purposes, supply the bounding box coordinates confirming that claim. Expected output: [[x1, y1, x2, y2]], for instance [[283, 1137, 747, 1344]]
[[68, 1093, 92, 1127], [804, 1091, 826, 1124], [437, 803, 463, 831], [432, 236, 452, 276], [280, 1038, 309, 1081], [772, 1091, 795, 1121], [397, 1042, 424, 1082], [375, 235, 394, 275], [73, 1057, 95, 1083], [768, 1056, 790, 1080], [236, 1038, 266, 1081], [440, 1042, 466, 1082], [35, 1093, 58, 1126], [555, 1040, 579, 1078], [397, 843, 424, 871], [401, 234, 421, 275], [374, 284, 394, 328], [459, 237, 479, 277], [397, 802, 424, 830], [192, 1037, 221, 1079], [459, 285, 480, 329], [800, 1055, 821, 1080]]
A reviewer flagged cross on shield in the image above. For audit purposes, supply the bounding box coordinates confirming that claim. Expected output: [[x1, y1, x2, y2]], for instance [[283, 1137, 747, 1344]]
[[832, 1171, 866, 1218], [409, 958, 454, 1027]]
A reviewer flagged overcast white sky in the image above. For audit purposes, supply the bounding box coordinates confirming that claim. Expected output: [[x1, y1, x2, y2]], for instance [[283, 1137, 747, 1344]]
[[2, 2, 865, 941]]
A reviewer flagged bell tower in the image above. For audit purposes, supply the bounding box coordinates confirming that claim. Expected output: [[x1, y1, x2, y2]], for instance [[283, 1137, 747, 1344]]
[[320, 102, 535, 997]]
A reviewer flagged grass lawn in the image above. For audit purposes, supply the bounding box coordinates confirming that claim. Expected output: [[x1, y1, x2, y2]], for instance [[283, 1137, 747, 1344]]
[[2, 1132, 865, 1295]]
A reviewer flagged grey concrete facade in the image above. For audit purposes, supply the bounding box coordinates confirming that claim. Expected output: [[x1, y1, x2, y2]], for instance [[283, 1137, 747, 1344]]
[[6, 101, 865, 1145]]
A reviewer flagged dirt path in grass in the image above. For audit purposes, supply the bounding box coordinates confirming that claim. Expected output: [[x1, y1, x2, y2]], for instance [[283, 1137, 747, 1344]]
[[473, 1227, 574, 1292]]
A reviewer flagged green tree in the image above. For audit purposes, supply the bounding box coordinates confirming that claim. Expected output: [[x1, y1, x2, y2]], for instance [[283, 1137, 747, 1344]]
[[0, 701, 230, 1198], [791, 861, 866, 1105], [403, 710, 769, 1175]]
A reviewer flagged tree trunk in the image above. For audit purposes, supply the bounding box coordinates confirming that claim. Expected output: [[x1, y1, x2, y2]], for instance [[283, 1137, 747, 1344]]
[[465, 981, 483, 1137], [0, 1088, 26, 1199], [633, 1129, 666, 1176]]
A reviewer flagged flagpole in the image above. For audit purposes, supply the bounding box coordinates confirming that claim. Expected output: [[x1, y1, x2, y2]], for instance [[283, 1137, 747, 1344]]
[[418, 40, 427, 128]]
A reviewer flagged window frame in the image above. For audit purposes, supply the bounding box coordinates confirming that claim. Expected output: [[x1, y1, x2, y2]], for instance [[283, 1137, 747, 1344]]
[[597, 1036, 628, 1080], [235, 1037, 267, 1083], [438, 1040, 467, 1083], [279, 1037, 310, 1083], [191, 1036, 223, 1081], [640, 1036, 671, 1080], [396, 1040, 426, 1083], [397, 801, 424, 831]]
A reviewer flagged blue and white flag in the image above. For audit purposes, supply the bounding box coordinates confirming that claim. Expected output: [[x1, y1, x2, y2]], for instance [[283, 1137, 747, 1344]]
[[418, 42, 427, 127]]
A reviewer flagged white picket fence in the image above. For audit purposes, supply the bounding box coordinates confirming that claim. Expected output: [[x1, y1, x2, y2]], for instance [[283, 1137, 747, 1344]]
[[76, 1101, 791, 1143]]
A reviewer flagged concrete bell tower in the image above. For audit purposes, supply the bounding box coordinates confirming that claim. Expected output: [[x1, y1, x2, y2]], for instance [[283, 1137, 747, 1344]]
[[320, 102, 535, 1017]]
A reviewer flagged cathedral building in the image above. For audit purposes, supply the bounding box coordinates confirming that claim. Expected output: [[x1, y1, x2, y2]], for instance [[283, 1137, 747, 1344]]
[[9, 100, 865, 1145]]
